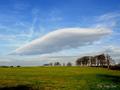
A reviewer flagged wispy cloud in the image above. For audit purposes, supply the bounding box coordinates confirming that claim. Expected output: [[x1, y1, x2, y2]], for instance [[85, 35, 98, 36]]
[[94, 12, 120, 29]]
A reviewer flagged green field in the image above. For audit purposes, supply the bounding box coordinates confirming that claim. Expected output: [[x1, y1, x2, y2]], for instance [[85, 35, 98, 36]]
[[0, 67, 120, 90]]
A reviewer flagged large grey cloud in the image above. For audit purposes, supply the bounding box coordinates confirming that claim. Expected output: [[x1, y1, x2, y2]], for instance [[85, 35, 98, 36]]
[[10, 28, 111, 55]]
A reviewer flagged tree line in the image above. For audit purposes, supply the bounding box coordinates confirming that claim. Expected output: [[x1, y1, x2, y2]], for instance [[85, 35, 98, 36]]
[[43, 62, 72, 66], [76, 53, 115, 69], [43, 54, 116, 69]]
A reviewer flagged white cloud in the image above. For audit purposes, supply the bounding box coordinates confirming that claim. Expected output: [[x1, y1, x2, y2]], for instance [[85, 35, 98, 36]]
[[10, 27, 111, 55]]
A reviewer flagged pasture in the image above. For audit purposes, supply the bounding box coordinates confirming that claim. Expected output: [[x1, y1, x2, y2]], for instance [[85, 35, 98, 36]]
[[0, 67, 119, 90]]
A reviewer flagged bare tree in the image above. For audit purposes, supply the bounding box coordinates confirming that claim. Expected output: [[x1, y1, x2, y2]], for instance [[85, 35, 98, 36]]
[[83, 57, 90, 66], [54, 62, 61, 66], [49, 62, 53, 66], [63, 63, 65, 66], [90, 57, 96, 66], [67, 62, 72, 66], [76, 56, 90, 66], [106, 54, 111, 69], [76, 58, 82, 66], [94, 54, 106, 67]]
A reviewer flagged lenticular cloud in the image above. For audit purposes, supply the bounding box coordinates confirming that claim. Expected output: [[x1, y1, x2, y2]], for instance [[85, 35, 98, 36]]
[[10, 28, 111, 55]]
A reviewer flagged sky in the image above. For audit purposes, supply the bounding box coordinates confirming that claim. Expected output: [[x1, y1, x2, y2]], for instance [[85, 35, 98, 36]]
[[0, 0, 120, 66]]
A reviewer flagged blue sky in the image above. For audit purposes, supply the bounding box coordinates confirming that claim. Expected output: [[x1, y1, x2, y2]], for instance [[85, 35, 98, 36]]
[[0, 0, 120, 65]]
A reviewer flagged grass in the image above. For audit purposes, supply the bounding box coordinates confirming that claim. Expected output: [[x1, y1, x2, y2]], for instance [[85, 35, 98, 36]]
[[0, 66, 119, 90]]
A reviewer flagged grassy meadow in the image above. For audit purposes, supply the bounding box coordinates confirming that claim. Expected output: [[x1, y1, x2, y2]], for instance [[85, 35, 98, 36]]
[[0, 66, 119, 90]]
